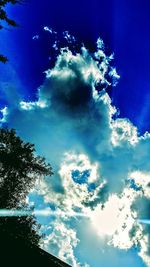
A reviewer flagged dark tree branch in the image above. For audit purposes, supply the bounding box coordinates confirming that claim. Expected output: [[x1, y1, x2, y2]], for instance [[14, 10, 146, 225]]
[[0, 0, 25, 62], [0, 128, 53, 245]]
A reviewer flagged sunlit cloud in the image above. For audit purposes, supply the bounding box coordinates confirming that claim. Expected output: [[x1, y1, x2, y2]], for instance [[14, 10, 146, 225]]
[[3, 35, 150, 266]]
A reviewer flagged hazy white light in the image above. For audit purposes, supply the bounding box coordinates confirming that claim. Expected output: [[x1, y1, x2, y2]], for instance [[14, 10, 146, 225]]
[[90, 191, 136, 239], [90, 195, 121, 236]]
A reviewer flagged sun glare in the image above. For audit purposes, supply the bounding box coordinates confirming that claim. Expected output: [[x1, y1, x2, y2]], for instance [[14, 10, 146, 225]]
[[89, 193, 135, 238], [90, 195, 121, 236]]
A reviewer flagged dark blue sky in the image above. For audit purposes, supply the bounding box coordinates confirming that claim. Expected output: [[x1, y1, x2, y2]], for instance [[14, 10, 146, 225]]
[[2, 0, 150, 133]]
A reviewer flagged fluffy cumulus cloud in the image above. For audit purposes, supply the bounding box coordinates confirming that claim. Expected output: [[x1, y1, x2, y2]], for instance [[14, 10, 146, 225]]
[[43, 220, 79, 266], [4, 37, 150, 266]]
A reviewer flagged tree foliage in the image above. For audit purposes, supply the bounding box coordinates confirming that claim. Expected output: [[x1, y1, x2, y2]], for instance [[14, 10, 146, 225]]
[[0, 0, 26, 63], [0, 128, 53, 245]]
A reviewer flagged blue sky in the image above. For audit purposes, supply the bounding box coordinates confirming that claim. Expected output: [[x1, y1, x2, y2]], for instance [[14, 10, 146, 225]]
[[2, 0, 150, 133], [1, 1, 150, 266]]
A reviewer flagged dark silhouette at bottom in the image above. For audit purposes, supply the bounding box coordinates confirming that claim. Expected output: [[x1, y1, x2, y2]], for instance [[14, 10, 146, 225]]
[[0, 228, 71, 267]]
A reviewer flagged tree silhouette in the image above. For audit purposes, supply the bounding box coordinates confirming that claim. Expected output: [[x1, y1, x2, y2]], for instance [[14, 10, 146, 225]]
[[0, 0, 26, 63], [0, 128, 53, 245]]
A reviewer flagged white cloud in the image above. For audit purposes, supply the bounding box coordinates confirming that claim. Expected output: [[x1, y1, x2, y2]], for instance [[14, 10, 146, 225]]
[[43, 26, 53, 34], [42, 220, 89, 267], [36, 152, 106, 214], [43, 26, 57, 35], [89, 186, 150, 266], [4, 38, 150, 266], [63, 31, 76, 43], [90, 191, 135, 238], [96, 37, 104, 49], [20, 99, 48, 110], [0, 106, 8, 124], [111, 118, 139, 146], [129, 171, 150, 198]]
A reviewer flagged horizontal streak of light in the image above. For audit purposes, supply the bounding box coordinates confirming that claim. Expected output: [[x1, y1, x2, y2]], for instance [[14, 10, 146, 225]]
[[137, 219, 150, 225], [0, 211, 149, 226], [0, 209, 89, 218]]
